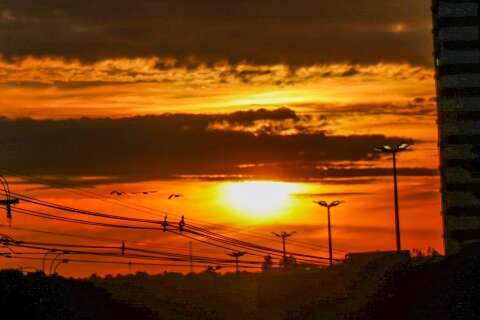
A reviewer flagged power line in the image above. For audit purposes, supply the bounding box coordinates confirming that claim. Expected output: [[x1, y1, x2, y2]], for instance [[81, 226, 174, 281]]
[[3, 189, 341, 266], [1, 168, 348, 253], [10, 192, 340, 261], [5, 255, 264, 269], [0, 237, 269, 267]]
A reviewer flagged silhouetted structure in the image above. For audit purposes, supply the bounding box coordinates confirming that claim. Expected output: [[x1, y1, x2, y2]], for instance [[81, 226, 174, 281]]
[[314, 200, 343, 265], [0, 175, 19, 225], [227, 251, 246, 274], [281, 255, 297, 269], [262, 255, 273, 271], [375, 144, 408, 252], [0, 270, 156, 320], [432, 0, 480, 254], [272, 231, 295, 268]]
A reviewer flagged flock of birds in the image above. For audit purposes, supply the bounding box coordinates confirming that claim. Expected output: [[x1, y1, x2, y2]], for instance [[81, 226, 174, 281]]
[[110, 190, 182, 199]]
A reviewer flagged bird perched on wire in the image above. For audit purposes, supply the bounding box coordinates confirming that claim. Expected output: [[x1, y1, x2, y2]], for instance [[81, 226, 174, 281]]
[[179, 215, 185, 232], [110, 191, 126, 196], [168, 193, 182, 200], [161, 215, 169, 232]]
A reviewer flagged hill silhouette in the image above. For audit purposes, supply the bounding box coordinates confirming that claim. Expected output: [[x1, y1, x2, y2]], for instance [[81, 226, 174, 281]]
[[91, 254, 411, 320], [5, 248, 480, 319], [0, 269, 158, 320]]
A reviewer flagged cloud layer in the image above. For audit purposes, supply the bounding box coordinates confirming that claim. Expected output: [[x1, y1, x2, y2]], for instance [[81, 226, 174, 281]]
[[0, 108, 436, 185], [0, 0, 432, 67]]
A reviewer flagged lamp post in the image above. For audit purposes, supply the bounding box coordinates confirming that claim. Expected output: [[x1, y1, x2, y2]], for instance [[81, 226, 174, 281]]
[[49, 252, 64, 275], [53, 259, 69, 274], [375, 143, 408, 252], [314, 200, 343, 265], [207, 265, 222, 295], [42, 249, 56, 274], [227, 251, 246, 274], [49, 251, 70, 275], [272, 231, 296, 268]]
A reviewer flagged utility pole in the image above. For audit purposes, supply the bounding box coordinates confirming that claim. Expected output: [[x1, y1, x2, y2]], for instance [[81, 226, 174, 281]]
[[272, 231, 296, 268], [227, 251, 246, 274], [121, 241, 126, 256], [189, 241, 193, 273], [314, 200, 344, 266], [0, 198, 19, 225], [0, 175, 18, 225]]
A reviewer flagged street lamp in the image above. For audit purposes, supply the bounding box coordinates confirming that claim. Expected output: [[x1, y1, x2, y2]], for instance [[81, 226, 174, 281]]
[[227, 251, 246, 274], [314, 200, 344, 266], [42, 249, 57, 274], [49, 252, 64, 275], [48, 251, 71, 275], [375, 143, 408, 252], [53, 259, 69, 274], [206, 265, 222, 294], [272, 231, 296, 268]]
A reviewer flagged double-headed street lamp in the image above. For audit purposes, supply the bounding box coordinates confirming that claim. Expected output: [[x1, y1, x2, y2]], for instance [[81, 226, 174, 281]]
[[227, 251, 246, 274], [375, 143, 408, 252], [272, 231, 296, 268], [314, 200, 343, 266]]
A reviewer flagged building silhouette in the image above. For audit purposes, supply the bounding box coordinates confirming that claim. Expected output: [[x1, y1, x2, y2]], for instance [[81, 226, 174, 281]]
[[433, 0, 480, 254]]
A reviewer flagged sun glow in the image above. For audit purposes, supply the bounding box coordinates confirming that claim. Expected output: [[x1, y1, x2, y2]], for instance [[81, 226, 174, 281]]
[[221, 181, 302, 219]]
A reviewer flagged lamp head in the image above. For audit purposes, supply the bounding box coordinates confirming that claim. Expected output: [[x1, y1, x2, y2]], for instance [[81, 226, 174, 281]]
[[314, 200, 328, 207], [375, 145, 392, 153], [329, 200, 344, 207]]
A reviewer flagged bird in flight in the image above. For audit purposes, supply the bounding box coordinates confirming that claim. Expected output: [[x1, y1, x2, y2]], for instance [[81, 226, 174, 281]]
[[131, 190, 158, 195], [110, 191, 126, 196], [110, 190, 158, 196], [168, 194, 182, 200]]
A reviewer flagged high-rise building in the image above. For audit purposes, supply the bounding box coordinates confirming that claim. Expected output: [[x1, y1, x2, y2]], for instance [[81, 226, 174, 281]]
[[432, 0, 480, 254]]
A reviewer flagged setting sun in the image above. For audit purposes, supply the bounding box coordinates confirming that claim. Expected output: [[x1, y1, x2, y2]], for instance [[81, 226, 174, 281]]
[[221, 181, 302, 219]]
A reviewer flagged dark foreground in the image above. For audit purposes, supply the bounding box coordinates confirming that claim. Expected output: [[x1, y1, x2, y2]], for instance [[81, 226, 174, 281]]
[[2, 248, 480, 319]]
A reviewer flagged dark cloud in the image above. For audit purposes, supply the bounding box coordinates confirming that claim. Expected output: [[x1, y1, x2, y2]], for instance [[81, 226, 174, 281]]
[[0, 108, 433, 185], [222, 107, 298, 125], [0, 0, 432, 67], [297, 101, 436, 118]]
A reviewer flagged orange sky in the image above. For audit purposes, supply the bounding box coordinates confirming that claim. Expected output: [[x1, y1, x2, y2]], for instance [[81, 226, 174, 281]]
[[0, 59, 441, 276], [0, 1, 441, 276]]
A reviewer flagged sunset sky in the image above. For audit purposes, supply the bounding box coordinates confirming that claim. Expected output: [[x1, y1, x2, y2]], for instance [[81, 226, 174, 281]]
[[0, 1, 441, 276]]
